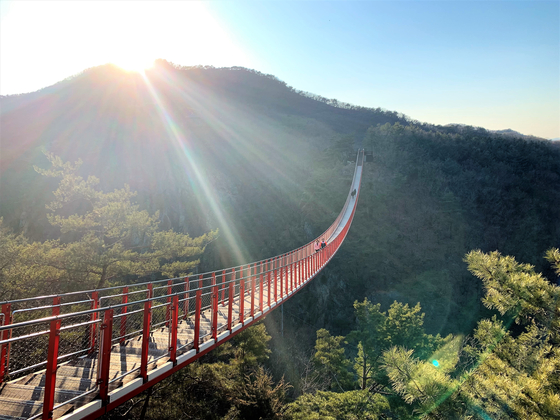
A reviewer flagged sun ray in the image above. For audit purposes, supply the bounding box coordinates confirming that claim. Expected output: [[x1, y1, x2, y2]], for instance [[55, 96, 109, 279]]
[[138, 70, 248, 264]]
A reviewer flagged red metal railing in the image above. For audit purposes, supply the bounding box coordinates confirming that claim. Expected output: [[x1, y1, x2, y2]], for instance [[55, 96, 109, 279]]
[[0, 150, 364, 420]]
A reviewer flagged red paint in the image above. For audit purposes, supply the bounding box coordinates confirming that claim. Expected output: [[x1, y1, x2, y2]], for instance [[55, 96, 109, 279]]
[[239, 268, 245, 324], [170, 296, 179, 362], [120, 287, 128, 345], [194, 289, 202, 350], [221, 270, 226, 306], [267, 263, 271, 308], [228, 275, 234, 330], [140, 284, 153, 381], [90, 291, 99, 353], [250, 268, 255, 318], [211, 282, 218, 341], [259, 272, 264, 313], [0, 303, 12, 383], [184, 277, 190, 319], [43, 297, 61, 420], [99, 308, 114, 402], [166, 280, 172, 326]]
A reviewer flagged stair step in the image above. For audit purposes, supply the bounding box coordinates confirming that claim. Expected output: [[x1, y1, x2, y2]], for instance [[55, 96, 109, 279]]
[[11, 375, 96, 392], [0, 397, 43, 419], [0, 394, 87, 420], [0, 384, 83, 404]]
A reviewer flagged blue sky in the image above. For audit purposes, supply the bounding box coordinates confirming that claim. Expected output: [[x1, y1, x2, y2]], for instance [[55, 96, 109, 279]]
[[1, 1, 558, 138]]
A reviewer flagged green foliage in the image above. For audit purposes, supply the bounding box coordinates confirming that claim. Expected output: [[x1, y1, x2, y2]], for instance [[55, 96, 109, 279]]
[[465, 249, 560, 342], [545, 248, 560, 276], [285, 390, 389, 420], [27, 152, 217, 291], [349, 299, 448, 391], [376, 250, 560, 420], [104, 323, 286, 420], [312, 329, 353, 391], [225, 366, 290, 420], [233, 323, 272, 368], [0, 219, 64, 299], [381, 346, 463, 418]]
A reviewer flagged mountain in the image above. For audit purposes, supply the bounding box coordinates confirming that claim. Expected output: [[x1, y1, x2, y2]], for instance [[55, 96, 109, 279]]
[[490, 128, 546, 141], [0, 61, 406, 270], [1, 61, 559, 341], [445, 125, 546, 141]]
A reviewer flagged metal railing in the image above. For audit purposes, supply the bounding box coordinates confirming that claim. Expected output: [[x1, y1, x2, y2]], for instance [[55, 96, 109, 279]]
[[0, 150, 364, 420]]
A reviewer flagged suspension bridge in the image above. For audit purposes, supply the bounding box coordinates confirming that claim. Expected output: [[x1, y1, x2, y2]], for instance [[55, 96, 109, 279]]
[[0, 150, 364, 420]]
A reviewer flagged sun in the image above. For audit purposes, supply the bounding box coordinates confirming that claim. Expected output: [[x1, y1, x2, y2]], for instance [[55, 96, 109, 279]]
[[113, 57, 154, 72]]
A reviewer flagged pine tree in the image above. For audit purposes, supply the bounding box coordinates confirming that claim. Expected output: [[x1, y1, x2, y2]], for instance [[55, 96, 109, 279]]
[[10, 152, 218, 293], [312, 329, 353, 391]]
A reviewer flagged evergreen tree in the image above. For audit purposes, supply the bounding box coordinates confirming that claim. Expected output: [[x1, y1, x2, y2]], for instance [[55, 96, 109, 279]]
[[465, 249, 560, 343], [312, 329, 353, 391], [285, 390, 390, 420], [31, 152, 217, 290]]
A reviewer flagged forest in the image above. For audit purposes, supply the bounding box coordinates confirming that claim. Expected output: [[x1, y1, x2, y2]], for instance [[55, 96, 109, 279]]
[[1, 62, 559, 419]]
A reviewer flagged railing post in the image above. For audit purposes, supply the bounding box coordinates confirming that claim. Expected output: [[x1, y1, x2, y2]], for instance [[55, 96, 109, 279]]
[[274, 262, 278, 303], [312, 252, 315, 274], [211, 273, 218, 341], [290, 262, 297, 292], [251, 264, 256, 318], [170, 295, 179, 363], [194, 288, 202, 351], [284, 259, 288, 295], [120, 287, 128, 345], [183, 276, 190, 319], [285, 258, 289, 294], [140, 284, 153, 381], [166, 280, 172, 326], [267, 262, 271, 308], [221, 270, 226, 306], [314, 252, 317, 273], [227, 269, 234, 330], [298, 258, 302, 286], [98, 308, 114, 403], [89, 291, 99, 353], [0, 303, 12, 384], [239, 267, 245, 324], [312, 252, 315, 275], [43, 297, 61, 420], [259, 261, 264, 313], [280, 260, 285, 298]]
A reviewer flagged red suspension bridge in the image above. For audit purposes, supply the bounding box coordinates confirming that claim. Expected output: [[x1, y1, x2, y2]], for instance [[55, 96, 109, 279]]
[[0, 150, 364, 420]]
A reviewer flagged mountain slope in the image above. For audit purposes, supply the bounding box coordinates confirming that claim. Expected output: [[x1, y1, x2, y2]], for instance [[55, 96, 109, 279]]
[[1, 61, 559, 341]]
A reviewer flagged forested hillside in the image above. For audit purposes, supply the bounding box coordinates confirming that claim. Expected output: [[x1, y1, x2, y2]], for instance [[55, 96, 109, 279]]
[[1, 61, 559, 419]]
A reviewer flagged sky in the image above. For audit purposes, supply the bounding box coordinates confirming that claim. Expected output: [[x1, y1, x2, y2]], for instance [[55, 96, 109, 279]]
[[1, 0, 558, 139]]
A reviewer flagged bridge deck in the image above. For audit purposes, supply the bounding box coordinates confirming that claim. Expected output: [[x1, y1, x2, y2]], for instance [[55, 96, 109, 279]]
[[0, 276, 300, 420]]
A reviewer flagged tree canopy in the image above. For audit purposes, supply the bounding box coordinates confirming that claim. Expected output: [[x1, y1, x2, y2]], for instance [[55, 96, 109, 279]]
[[0, 153, 217, 299]]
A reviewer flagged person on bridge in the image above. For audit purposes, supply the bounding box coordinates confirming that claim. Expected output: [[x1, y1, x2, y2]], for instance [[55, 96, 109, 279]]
[[314, 240, 320, 253], [321, 238, 326, 249]]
